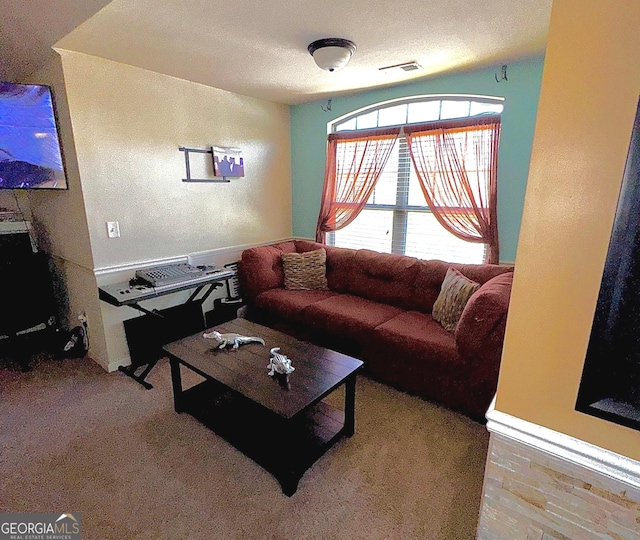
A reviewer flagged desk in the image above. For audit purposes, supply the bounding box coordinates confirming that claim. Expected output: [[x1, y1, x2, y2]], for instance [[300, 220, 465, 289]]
[[99, 268, 235, 311], [98, 268, 236, 388]]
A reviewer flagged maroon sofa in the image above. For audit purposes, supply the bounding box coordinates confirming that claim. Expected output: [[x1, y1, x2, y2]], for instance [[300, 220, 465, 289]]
[[239, 239, 514, 420]]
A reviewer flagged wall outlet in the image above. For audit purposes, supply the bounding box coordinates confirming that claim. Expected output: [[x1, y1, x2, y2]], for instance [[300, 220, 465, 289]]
[[106, 221, 120, 238]]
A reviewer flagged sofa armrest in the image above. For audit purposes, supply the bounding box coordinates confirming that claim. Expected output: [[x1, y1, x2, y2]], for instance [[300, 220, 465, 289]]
[[238, 242, 296, 302], [455, 271, 513, 363]]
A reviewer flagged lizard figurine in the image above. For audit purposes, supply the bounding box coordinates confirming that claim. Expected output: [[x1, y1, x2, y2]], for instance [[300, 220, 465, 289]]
[[267, 347, 295, 376], [203, 330, 265, 350]]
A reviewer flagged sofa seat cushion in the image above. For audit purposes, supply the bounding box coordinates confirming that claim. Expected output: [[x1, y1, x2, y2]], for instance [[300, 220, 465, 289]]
[[373, 311, 463, 367], [365, 311, 463, 400], [365, 311, 474, 416], [302, 294, 403, 341], [254, 289, 338, 320]]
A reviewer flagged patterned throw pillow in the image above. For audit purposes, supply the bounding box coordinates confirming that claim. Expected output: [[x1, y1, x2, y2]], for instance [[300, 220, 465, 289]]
[[282, 248, 329, 291], [432, 267, 481, 332]]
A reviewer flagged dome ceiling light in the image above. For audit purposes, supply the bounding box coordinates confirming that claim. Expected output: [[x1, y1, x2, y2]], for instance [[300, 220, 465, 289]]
[[308, 38, 356, 72]]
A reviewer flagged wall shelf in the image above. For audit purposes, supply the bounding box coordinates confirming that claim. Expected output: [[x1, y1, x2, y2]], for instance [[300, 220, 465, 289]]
[[179, 147, 230, 183]]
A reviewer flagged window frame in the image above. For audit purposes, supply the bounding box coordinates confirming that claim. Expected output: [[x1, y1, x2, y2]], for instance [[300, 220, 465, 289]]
[[327, 95, 504, 262]]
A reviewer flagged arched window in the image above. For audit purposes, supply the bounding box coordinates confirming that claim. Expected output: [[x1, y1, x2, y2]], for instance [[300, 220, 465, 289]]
[[325, 95, 503, 263]]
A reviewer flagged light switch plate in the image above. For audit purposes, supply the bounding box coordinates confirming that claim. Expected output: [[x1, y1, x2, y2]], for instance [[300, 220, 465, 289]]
[[106, 221, 120, 238]]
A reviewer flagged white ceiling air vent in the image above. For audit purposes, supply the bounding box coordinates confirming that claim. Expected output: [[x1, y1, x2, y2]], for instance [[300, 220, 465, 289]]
[[379, 61, 422, 72]]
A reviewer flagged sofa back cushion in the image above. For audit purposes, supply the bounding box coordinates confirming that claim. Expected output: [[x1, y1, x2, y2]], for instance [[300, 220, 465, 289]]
[[411, 259, 453, 313], [450, 262, 514, 285], [411, 260, 513, 313], [292, 240, 354, 292], [294, 239, 325, 252], [455, 271, 514, 361], [296, 244, 422, 310], [340, 250, 422, 310], [239, 241, 297, 300], [296, 241, 513, 313], [325, 246, 357, 292], [242, 240, 514, 314]]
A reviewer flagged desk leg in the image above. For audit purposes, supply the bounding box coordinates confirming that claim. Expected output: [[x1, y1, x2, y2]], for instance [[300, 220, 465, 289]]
[[118, 359, 157, 390], [344, 374, 356, 437], [169, 357, 184, 413]]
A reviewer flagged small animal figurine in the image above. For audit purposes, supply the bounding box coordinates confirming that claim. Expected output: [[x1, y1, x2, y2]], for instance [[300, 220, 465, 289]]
[[203, 330, 265, 349], [267, 348, 295, 389], [267, 347, 295, 376]]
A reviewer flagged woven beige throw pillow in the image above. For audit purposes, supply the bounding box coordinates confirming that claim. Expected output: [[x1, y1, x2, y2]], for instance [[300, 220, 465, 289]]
[[282, 248, 329, 291], [432, 267, 481, 332]]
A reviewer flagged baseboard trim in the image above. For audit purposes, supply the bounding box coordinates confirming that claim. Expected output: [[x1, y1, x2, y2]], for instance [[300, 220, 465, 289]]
[[486, 406, 640, 489], [93, 237, 298, 277], [89, 350, 130, 373], [185, 237, 296, 267], [94, 255, 188, 277], [107, 356, 130, 373]]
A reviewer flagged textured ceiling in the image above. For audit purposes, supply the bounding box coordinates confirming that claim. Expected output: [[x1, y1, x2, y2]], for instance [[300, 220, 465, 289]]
[[0, 0, 113, 81], [2, 0, 552, 105]]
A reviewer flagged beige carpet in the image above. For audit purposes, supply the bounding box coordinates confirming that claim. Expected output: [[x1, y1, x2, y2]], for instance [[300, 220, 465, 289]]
[[0, 354, 489, 539]]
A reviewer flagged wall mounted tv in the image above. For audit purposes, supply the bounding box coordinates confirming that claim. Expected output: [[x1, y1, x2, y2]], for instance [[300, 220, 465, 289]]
[[0, 81, 68, 190]]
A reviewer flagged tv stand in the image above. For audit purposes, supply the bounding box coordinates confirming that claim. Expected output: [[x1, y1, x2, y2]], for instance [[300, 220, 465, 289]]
[[0, 221, 57, 371]]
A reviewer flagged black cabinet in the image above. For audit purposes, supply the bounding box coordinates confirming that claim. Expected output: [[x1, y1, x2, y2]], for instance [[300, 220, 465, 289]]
[[0, 226, 57, 369]]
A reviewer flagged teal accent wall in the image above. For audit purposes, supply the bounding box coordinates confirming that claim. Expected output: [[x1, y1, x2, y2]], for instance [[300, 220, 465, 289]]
[[290, 56, 545, 263]]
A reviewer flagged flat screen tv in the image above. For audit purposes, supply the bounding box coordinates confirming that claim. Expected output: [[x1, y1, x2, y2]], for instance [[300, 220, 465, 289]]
[[0, 81, 68, 190]]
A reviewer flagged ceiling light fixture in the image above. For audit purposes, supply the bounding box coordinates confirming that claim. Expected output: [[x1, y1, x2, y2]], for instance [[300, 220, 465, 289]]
[[308, 38, 356, 72]]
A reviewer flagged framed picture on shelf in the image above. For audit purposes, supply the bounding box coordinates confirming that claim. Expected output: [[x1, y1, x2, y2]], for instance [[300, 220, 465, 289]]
[[213, 146, 245, 178]]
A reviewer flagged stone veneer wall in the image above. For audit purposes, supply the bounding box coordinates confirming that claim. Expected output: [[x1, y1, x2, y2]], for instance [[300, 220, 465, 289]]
[[477, 411, 640, 539]]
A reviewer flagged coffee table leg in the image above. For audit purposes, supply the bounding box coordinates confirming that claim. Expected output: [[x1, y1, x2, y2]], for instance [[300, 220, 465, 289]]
[[169, 356, 184, 413], [279, 470, 301, 497], [344, 374, 356, 437]]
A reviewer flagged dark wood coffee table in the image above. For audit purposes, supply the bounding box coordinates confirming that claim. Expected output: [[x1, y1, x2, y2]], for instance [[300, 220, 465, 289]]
[[163, 318, 363, 496]]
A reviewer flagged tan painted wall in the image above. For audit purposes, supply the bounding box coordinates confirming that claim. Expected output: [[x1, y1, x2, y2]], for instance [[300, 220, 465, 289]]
[[495, 0, 640, 460], [7, 50, 291, 370], [25, 57, 94, 271], [5, 55, 109, 364], [57, 49, 292, 270], [53, 50, 291, 369]]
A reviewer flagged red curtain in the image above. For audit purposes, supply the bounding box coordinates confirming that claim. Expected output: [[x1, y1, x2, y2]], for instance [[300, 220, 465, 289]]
[[405, 116, 501, 263], [315, 127, 401, 243]]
